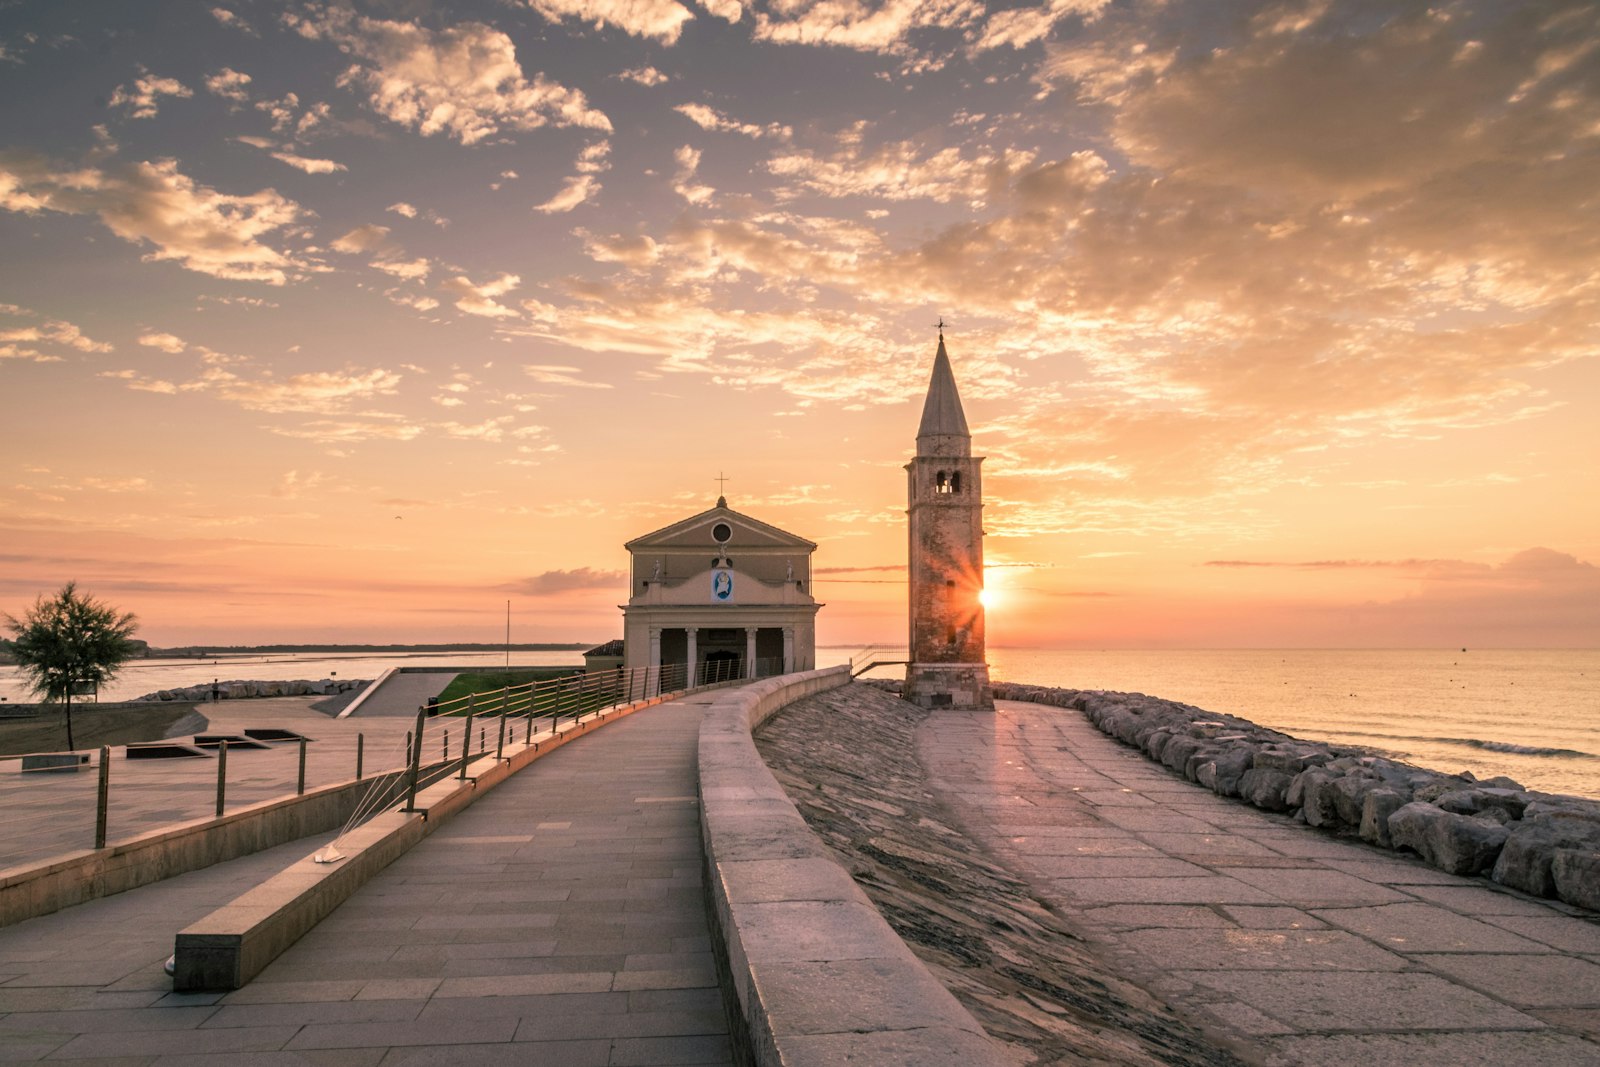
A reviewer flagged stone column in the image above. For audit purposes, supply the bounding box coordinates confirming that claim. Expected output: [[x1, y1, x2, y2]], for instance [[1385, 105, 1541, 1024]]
[[745, 627, 758, 679], [686, 627, 698, 686], [648, 627, 662, 671], [782, 626, 794, 674]]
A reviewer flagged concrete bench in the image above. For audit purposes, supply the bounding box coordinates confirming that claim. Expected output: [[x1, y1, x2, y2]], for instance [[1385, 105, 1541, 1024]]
[[19, 753, 90, 773]]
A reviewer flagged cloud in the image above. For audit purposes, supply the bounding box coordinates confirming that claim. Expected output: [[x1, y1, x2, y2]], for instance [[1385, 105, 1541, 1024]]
[[270, 151, 347, 174], [0, 307, 114, 362], [671, 144, 713, 204], [506, 567, 625, 595], [534, 140, 610, 212], [209, 367, 403, 414], [535, 172, 599, 213], [769, 127, 1035, 204], [387, 202, 417, 218], [330, 224, 391, 254], [0, 154, 305, 284], [523, 364, 613, 389], [617, 66, 669, 86], [210, 7, 254, 33], [137, 331, 187, 353], [205, 68, 252, 102], [523, 0, 694, 43], [750, 0, 981, 53], [441, 273, 521, 317], [108, 71, 193, 118], [975, 0, 1111, 51], [675, 103, 791, 139], [287, 8, 612, 143], [372, 256, 430, 280]]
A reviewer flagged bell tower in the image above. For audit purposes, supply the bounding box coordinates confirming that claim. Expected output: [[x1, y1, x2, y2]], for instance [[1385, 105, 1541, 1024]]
[[904, 329, 992, 710]]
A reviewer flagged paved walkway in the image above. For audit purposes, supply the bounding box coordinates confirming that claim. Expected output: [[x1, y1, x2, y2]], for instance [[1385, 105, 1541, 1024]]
[[345, 672, 459, 718], [921, 699, 1600, 1067], [0, 696, 734, 1065], [1, 698, 417, 869]]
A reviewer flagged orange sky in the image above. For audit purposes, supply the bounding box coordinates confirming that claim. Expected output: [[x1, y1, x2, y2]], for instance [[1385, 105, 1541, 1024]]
[[2, 0, 1597, 649]]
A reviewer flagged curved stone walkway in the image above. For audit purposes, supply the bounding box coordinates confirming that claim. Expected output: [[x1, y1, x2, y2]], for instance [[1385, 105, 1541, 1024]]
[[921, 699, 1600, 1067]]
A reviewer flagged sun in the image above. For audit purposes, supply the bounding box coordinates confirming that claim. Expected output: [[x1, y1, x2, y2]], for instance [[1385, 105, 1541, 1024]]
[[979, 587, 999, 610]]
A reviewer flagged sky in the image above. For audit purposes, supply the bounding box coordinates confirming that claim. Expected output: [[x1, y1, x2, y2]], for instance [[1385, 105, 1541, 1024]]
[[1, 0, 1597, 650]]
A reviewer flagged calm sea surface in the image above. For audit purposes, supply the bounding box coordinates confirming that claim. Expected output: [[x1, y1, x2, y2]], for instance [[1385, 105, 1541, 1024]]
[[927, 648, 1599, 800], [3, 647, 1595, 798]]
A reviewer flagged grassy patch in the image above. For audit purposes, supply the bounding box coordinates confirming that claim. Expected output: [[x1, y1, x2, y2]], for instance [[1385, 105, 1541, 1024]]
[[435, 668, 581, 707]]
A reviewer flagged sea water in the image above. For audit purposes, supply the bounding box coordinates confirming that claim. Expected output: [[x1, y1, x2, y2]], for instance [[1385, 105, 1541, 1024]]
[[839, 648, 1598, 800], [4, 647, 1595, 798], [0, 650, 584, 707]]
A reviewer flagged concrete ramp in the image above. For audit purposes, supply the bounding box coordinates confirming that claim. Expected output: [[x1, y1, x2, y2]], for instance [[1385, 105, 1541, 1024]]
[[339, 669, 458, 718]]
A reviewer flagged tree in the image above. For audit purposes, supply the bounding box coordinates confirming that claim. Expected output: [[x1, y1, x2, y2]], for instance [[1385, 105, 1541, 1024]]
[[4, 582, 139, 752]]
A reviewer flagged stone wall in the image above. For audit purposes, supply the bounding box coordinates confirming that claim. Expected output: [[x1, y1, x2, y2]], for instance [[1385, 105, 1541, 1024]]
[[991, 682, 1600, 913], [133, 678, 369, 702]]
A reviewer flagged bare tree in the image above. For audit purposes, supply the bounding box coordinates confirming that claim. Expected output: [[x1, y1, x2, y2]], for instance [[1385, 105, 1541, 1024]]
[[4, 582, 140, 752]]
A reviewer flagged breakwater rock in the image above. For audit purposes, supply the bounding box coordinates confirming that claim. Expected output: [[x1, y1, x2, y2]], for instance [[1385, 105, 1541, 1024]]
[[133, 678, 369, 702], [992, 682, 1600, 913]]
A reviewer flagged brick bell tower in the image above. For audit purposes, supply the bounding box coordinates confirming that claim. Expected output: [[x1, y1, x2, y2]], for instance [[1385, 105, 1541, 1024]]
[[903, 327, 993, 710]]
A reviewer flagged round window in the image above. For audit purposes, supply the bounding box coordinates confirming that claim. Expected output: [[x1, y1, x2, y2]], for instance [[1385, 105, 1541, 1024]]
[[711, 522, 733, 544]]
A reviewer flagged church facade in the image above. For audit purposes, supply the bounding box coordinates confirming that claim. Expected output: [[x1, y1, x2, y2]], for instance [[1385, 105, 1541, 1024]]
[[621, 499, 820, 683], [904, 333, 993, 709]]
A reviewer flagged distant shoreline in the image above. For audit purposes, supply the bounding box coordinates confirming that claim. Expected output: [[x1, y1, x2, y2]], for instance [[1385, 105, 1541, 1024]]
[[133, 642, 592, 659]]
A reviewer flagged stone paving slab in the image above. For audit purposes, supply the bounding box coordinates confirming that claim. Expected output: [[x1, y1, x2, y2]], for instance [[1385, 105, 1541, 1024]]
[[0, 697, 735, 1065], [920, 699, 1600, 1065], [0, 697, 418, 869]]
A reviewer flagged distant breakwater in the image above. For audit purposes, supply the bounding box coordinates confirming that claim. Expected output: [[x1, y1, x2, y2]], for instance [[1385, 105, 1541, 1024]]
[[991, 681, 1600, 913], [133, 678, 370, 702]]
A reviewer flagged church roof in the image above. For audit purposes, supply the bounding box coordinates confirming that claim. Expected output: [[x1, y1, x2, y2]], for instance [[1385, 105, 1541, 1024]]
[[916, 336, 971, 451], [624, 500, 817, 552]]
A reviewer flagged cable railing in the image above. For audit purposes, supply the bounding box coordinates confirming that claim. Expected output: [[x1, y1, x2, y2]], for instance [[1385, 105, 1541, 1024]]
[[0, 657, 784, 870], [849, 646, 910, 677]]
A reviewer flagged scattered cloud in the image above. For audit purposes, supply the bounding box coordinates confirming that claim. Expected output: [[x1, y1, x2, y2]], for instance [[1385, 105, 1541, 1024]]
[[506, 566, 625, 595], [0, 154, 305, 284], [523, 364, 612, 389], [617, 65, 669, 86], [675, 103, 791, 140], [108, 70, 192, 118], [287, 7, 612, 143], [137, 331, 187, 353], [386, 202, 417, 218], [0, 306, 113, 362], [330, 224, 391, 254], [270, 150, 347, 174], [523, 0, 694, 43], [205, 67, 252, 102], [441, 273, 521, 318]]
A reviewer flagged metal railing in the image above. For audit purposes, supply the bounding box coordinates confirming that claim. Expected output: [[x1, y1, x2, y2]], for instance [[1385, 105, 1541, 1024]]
[[0, 657, 785, 870], [849, 646, 910, 677]]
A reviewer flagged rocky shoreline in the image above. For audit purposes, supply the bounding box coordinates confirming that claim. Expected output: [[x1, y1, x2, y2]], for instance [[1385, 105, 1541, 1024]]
[[133, 678, 370, 702], [991, 682, 1600, 913]]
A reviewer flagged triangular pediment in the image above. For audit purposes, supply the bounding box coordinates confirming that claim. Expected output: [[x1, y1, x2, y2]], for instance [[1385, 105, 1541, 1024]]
[[626, 503, 816, 552]]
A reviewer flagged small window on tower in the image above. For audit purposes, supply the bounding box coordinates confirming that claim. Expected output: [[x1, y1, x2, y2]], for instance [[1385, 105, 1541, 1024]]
[[946, 626, 958, 645], [935, 470, 951, 494], [950, 472, 961, 493]]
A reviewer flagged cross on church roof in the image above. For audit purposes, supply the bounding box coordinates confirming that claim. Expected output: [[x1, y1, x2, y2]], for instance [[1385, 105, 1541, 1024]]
[[935, 317, 946, 338]]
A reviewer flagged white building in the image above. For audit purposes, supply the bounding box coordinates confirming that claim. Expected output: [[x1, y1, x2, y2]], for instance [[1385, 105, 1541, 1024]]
[[621, 497, 821, 681]]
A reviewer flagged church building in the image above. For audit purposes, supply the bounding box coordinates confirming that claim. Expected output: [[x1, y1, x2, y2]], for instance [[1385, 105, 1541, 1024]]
[[620, 499, 821, 683], [904, 332, 993, 709]]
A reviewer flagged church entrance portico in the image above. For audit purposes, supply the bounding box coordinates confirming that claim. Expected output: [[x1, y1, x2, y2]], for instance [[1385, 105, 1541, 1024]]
[[619, 499, 821, 691]]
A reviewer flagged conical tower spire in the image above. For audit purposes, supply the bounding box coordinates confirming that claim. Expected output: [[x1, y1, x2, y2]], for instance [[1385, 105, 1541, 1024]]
[[916, 333, 971, 457]]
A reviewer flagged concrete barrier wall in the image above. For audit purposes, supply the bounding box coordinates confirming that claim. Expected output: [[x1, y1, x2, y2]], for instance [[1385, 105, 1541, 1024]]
[[698, 669, 1008, 1067], [0, 768, 418, 929]]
